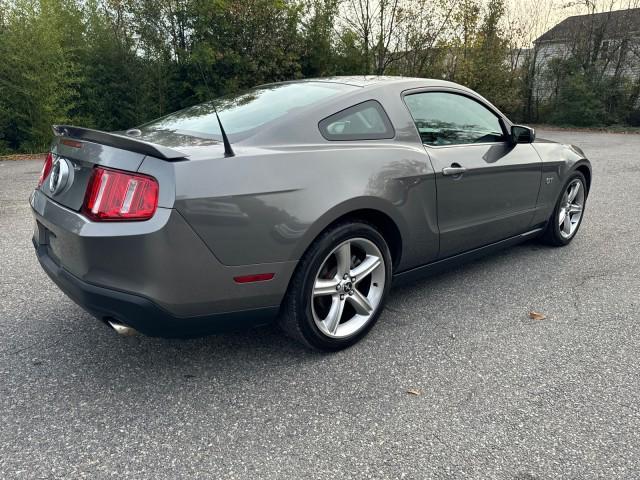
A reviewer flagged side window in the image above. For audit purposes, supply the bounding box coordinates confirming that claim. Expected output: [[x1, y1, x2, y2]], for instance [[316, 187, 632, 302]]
[[404, 92, 505, 146], [319, 100, 395, 140]]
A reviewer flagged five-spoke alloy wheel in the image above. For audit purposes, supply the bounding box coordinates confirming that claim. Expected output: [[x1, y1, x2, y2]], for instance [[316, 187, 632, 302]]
[[280, 221, 392, 351], [558, 178, 585, 239], [542, 171, 588, 246], [312, 238, 386, 338]]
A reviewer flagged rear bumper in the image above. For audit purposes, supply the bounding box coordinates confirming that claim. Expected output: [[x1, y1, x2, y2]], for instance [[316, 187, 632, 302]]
[[30, 188, 294, 337], [35, 240, 278, 337]]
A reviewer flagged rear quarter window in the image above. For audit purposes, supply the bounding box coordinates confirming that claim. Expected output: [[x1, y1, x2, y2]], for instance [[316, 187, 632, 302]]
[[137, 82, 358, 143], [319, 100, 395, 141]]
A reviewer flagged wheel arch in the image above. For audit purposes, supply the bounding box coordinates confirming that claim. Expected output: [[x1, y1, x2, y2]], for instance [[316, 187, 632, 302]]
[[293, 198, 407, 272], [325, 208, 403, 269], [574, 161, 592, 193]]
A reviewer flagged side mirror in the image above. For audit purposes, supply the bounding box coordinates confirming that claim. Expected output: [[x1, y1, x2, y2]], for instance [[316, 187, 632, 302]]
[[511, 125, 535, 144]]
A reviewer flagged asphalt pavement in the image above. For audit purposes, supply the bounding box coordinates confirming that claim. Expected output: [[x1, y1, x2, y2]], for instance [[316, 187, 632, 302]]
[[1, 130, 638, 479]]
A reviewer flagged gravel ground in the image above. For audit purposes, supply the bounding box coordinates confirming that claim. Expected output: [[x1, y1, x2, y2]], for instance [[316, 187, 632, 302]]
[[0, 130, 638, 479]]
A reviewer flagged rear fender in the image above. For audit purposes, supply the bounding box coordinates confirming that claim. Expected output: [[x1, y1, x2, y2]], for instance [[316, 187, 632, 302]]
[[292, 196, 409, 263]]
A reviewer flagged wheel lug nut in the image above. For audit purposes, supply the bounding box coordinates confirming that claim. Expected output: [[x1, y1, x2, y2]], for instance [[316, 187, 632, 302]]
[[343, 274, 349, 280], [336, 285, 341, 291], [348, 291, 353, 296]]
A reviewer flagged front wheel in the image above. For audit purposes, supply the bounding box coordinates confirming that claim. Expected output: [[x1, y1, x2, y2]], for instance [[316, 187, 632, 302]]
[[541, 171, 587, 246], [279, 222, 392, 351]]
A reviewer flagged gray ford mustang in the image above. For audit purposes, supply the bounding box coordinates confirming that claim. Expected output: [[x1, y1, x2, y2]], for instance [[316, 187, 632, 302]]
[[30, 76, 591, 350]]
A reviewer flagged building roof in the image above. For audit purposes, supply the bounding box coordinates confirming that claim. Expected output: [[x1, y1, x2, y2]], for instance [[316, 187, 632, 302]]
[[535, 7, 640, 43]]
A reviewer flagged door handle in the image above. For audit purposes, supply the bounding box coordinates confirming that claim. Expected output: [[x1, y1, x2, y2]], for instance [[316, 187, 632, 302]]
[[442, 164, 467, 176]]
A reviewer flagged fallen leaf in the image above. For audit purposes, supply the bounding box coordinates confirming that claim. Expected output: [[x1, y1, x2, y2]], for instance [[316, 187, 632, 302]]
[[406, 388, 422, 396], [528, 311, 546, 321]]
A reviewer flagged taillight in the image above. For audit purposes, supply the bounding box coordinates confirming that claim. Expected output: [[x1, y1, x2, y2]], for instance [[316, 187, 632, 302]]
[[37, 152, 53, 187], [83, 167, 159, 221]]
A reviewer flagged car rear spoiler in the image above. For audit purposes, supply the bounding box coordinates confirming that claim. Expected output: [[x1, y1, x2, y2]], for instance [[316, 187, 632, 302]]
[[52, 125, 188, 160]]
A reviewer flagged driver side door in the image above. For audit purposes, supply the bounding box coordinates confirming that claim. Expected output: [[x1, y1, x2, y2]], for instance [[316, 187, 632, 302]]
[[404, 90, 542, 258]]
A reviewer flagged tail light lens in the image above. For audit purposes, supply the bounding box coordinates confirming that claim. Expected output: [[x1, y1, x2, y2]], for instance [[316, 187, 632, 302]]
[[83, 167, 159, 221], [37, 152, 54, 187]]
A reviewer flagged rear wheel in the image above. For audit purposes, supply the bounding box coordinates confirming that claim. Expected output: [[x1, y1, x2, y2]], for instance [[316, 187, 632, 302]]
[[541, 172, 587, 246], [280, 222, 392, 351]]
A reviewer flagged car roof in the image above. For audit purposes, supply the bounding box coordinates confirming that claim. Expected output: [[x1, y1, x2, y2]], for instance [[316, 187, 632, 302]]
[[260, 76, 464, 90], [242, 75, 505, 148]]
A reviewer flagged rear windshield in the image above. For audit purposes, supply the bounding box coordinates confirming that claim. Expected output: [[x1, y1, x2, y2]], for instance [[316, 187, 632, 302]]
[[137, 82, 357, 142]]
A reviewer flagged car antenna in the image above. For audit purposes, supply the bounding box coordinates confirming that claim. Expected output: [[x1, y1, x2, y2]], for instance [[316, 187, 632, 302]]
[[213, 102, 234, 157]]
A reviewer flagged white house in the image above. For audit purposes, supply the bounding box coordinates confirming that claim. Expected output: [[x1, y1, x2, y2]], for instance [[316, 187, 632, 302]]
[[531, 8, 640, 99]]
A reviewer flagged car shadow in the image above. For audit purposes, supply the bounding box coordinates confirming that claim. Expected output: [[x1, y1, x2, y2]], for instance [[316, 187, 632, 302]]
[[18, 238, 558, 391]]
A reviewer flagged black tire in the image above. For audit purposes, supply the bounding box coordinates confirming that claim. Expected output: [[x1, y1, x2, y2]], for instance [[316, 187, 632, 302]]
[[279, 221, 393, 351], [541, 171, 588, 246]]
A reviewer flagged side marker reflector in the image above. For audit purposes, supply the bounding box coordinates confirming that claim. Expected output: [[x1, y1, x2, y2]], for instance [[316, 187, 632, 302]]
[[233, 273, 275, 284]]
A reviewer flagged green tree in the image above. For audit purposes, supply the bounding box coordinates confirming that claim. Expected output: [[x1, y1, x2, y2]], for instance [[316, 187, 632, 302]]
[[0, 0, 83, 152], [300, 0, 339, 77]]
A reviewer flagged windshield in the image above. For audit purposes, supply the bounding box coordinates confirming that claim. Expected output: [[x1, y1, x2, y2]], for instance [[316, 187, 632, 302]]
[[137, 82, 358, 143]]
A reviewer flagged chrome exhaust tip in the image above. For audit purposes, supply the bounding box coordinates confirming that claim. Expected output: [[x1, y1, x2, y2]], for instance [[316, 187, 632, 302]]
[[106, 319, 138, 337]]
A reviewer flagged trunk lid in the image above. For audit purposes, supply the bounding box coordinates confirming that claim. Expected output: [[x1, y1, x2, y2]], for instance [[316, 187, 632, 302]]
[[40, 126, 188, 212]]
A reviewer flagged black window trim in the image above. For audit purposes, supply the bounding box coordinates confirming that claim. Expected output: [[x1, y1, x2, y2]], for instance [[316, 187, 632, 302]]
[[318, 99, 396, 141], [400, 87, 512, 149]]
